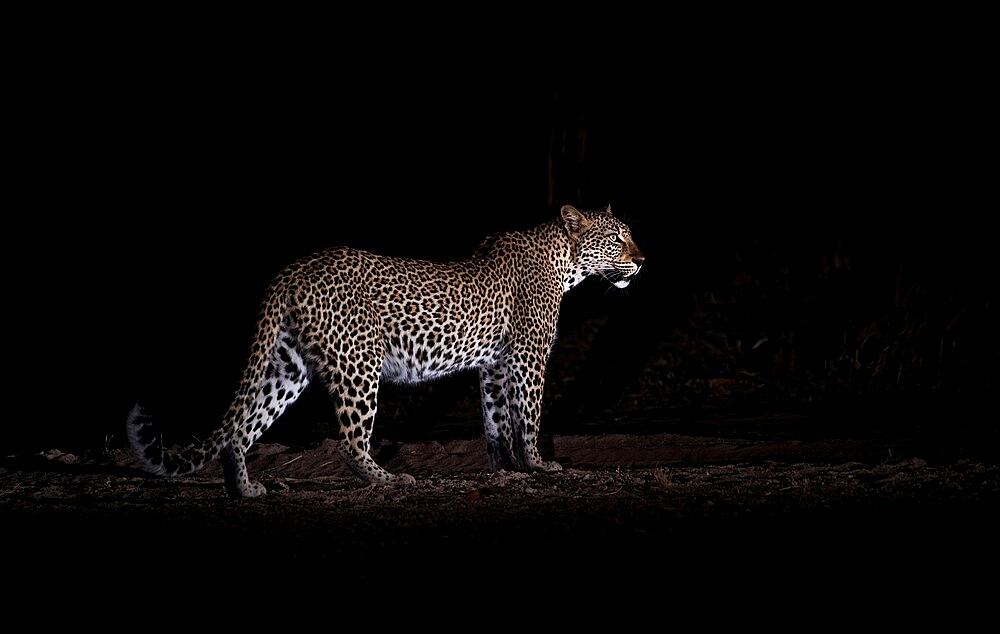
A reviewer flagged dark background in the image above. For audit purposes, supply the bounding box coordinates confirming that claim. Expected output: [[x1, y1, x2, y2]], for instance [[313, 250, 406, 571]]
[[9, 15, 995, 452]]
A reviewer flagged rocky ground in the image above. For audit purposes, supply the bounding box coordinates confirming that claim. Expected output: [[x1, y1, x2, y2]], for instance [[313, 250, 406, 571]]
[[4, 414, 997, 605]]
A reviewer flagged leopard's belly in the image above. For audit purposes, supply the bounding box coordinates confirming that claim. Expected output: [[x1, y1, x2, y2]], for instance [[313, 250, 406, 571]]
[[379, 324, 506, 384]]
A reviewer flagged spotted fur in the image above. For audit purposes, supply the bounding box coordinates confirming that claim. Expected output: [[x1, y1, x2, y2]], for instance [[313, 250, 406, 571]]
[[127, 205, 644, 497]]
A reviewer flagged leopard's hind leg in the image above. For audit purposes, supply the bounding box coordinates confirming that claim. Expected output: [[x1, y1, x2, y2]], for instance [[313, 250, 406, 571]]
[[323, 347, 416, 485], [222, 324, 311, 498], [300, 295, 412, 485]]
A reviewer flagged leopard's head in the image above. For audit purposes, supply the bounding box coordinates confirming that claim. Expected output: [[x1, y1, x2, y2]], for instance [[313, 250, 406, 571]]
[[562, 204, 644, 289]]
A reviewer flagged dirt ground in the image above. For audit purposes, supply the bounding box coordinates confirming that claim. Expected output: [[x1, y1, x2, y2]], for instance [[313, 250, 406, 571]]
[[4, 413, 998, 603]]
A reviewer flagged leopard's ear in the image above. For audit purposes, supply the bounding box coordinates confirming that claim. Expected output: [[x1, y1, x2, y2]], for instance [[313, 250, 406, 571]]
[[561, 205, 592, 239], [604, 204, 613, 216]]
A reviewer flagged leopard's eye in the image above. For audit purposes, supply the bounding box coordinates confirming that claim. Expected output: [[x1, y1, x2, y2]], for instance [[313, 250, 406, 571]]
[[607, 234, 623, 244]]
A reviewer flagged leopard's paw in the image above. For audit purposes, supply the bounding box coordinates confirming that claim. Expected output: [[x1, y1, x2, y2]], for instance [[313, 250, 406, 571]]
[[228, 480, 267, 499], [535, 460, 563, 473], [391, 473, 417, 485]]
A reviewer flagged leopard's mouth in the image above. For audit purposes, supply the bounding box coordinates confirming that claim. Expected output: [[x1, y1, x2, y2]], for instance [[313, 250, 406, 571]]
[[606, 265, 638, 289]]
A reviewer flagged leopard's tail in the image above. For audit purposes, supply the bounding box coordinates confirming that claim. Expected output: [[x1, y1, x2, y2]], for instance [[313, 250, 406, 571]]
[[126, 402, 227, 477], [126, 276, 299, 481]]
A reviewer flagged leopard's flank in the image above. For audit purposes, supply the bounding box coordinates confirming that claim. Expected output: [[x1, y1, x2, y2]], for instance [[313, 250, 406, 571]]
[[127, 205, 644, 497]]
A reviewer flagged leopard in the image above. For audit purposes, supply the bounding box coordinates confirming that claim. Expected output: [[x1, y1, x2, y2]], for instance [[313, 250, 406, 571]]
[[127, 204, 644, 497]]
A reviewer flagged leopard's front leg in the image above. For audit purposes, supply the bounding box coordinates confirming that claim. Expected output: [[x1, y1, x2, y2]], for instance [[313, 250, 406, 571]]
[[506, 354, 562, 473], [479, 365, 522, 471]]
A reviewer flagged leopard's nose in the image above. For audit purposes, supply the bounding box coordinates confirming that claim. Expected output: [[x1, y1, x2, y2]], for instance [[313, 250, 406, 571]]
[[631, 254, 645, 268]]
